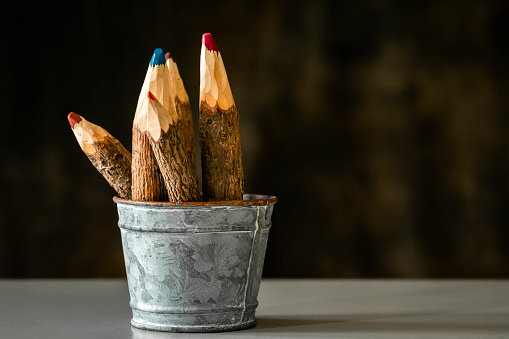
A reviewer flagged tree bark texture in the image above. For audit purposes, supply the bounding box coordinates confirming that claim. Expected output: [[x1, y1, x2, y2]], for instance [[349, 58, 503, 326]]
[[149, 125, 200, 202], [85, 135, 132, 199], [175, 99, 198, 182], [132, 127, 168, 201], [199, 104, 244, 201]]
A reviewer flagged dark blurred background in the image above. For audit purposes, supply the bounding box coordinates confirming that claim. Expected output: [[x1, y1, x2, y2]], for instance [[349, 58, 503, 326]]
[[1, 0, 508, 278]]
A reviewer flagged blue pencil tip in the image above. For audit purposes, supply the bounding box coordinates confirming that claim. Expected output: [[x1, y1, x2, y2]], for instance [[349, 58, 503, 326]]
[[150, 48, 166, 66]]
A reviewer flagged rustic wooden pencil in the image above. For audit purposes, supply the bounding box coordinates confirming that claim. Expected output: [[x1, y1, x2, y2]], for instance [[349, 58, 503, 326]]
[[199, 33, 244, 201], [67, 112, 132, 199], [132, 48, 171, 201], [165, 52, 198, 182], [145, 91, 200, 202]]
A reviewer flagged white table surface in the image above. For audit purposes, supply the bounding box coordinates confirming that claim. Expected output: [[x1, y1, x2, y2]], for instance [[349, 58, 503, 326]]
[[0, 279, 507, 338]]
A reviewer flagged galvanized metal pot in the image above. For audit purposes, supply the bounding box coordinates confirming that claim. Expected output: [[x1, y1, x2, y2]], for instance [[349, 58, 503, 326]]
[[113, 194, 277, 333]]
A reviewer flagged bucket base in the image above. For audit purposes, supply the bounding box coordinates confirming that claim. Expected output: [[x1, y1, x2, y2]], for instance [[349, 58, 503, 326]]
[[131, 318, 257, 333], [130, 308, 257, 333]]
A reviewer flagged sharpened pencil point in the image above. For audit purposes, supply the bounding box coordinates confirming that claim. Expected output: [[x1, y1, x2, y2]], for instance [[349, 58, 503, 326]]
[[165, 52, 171, 60], [147, 91, 156, 100], [68, 112, 82, 129], [202, 33, 219, 52], [150, 48, 166, 66]]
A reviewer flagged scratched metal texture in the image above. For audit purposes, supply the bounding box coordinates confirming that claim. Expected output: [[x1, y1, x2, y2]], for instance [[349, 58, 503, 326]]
[[114, 194, 276, 332]]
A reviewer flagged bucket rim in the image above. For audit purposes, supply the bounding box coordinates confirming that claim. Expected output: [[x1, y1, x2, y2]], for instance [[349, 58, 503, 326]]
[[113, 193, 278, 207]]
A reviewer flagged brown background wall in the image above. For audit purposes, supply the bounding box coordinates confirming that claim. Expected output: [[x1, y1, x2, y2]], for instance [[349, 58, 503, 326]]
[[1, 0, 508, 277]]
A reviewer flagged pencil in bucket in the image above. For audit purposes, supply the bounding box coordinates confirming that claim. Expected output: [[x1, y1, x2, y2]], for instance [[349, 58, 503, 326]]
[[68, 33, 277, 332]]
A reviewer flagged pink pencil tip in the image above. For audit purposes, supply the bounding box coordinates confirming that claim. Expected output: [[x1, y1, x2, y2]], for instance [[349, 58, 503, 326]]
[[147, 91, 156, 100], [202, 33, 219, 52], [68, 112, 82, 129], [165, 52, 171, 60]]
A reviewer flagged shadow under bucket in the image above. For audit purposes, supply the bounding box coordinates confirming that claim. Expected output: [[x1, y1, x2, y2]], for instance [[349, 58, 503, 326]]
[[113, 194, 277, 333]]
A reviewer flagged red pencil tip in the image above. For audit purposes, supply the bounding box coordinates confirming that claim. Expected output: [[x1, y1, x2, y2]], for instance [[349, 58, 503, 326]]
[[165, 52, 171, 60], [202, 33, 219, 52], [68, 112, 82, 129], [147, 91, 156, 100]]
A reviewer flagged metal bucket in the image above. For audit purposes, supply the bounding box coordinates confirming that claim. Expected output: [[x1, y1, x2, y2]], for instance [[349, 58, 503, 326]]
[[113, 194, 277, 333]]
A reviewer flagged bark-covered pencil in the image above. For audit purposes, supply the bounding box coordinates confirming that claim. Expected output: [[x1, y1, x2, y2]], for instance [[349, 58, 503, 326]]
[[145, 91, 200, 202], [132, 48, 171, 201], [165, 52, 198, 182], [67, 112, 132, 199], [199, 33, 244, 201]]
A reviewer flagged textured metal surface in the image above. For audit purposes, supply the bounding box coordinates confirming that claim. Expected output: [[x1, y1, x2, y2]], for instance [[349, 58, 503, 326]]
[[114, 194, 276, 333]]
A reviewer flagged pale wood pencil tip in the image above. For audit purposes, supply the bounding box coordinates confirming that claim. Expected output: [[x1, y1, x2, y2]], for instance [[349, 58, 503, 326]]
[[150, 48, 166, 66], [68, 112, 82, 129], [202, 33, 219, 52]]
